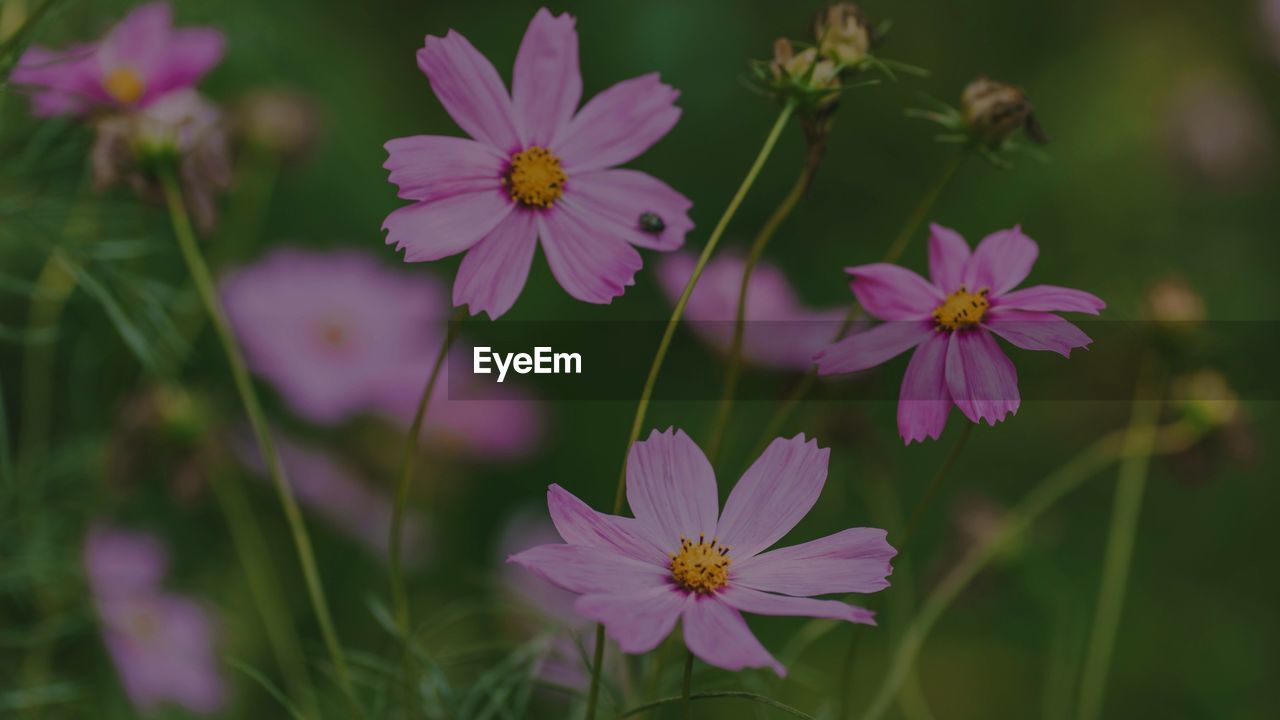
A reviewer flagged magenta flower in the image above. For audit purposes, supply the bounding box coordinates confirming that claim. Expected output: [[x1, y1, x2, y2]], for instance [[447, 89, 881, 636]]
[[382, 8, 693, 319], [509, 429, 895, 676], [657, 251, 848, 370], [84, 525, 225, 715], [11, 2, 225, 117], [815, 224, 1105, 444]]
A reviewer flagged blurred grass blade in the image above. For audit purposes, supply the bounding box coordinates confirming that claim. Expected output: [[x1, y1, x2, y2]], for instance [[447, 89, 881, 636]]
[[227, 657, 309, 720], [0, 682, 78, 712], [71, 265, 157, 371]]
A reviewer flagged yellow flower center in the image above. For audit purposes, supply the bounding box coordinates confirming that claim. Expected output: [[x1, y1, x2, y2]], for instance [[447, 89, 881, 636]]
[[319, 321, 347, 348], [933, 286, 989, 331], [103, 67, 145, 105], [504, 146, 567, 208], [670, 534, 731, 594]]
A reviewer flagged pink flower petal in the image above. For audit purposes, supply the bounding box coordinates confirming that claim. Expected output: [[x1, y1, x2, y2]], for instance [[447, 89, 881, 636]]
[[567, 168, 693, 250], [813, 320, 932, 375], [716, 434, 829, 559], [383, 135, 505, 203], [625, 428, 719, 551], [417, 30, 521, 152], [985, 309, 1093, 358], [928, 223, 971, 292], [144, 28, 225, 101], [452, 209, 538, 319], [553, 73, 681, 173], [962, 226, 1039, 296], [547, 484, 667, 566], [729, 527, 896, 597], [382, 189, 514, 262], [98, 2, 171, 77], [945, 329, 1020, 426], [993, 284, 1106, 315], [681, 595, 785, 676], [846, 263, 943, 321], [898, 330, 952, 444], [720, 585, 876, 625], [575, 586, 688, 654], [536, 204, 643, 304], [12, 44, 106, 115], [508, 543, 667, 595], [512, 8, 581, 146]]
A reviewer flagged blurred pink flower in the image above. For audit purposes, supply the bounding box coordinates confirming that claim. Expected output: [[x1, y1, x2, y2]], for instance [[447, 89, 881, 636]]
[[815, 224, 1104, 444], [83, 525, 225, 715], [383, 8, 693, 318], [509, 429, 895, 676], [657, 251, 847, 370], [219, 247, 541, 458], [11, 2, 224, 117], [1163, 72, 1273, 189]]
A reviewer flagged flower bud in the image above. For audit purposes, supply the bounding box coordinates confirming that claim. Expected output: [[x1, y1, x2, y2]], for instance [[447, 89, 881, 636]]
[[961, 76, 1048, 147], [1143, 276, 1206, 329], [1172, 370, 1240, 430], [768, 38, 841, 110], [814, 2, 872, 65], [234, 89, 322, 161]]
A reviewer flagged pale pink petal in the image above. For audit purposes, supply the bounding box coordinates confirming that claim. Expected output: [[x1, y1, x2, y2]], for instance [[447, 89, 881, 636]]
[[567, 169, 693, 250], [575, 586, 688, 654], [945, 329, 1020, 426], [98, 3, 172, 77], [993, 284, 1106, 315], [682, 596, 785, 676], [625, 428, 719, 551], [897, 330, 952, 444], [730, 527, 896, 597], [12, 44, 107, 115], [553, 73, 681, 173], [716, 435, 828, 559], [508, 544, 667, 595], [537, 204, 643, 304], [813, 320, 932, 375], [962, 226, 1039, 296], [928, 223, 971, 292], [145, 28, 225, 100], [417, 30, 521, 152], [720, 586, 876, 625], [383, 135, 505, 202], [846, 263, 943, 321], [984, 309, 1093, 358], [546, 484, 667, 566], [452, 210, 538, 319], [512, 8, 581, 146], [382, 189, 514, 262]]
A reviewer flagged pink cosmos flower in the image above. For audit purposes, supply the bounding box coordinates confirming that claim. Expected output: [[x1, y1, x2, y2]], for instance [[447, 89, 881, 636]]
[[84, 525, 225, 715], [11, 2, 225, 117], [814, 224, 1105, 444], [657, 251, 848, 370], [382, 8, 693, 319], [509, 429, 895, 676]]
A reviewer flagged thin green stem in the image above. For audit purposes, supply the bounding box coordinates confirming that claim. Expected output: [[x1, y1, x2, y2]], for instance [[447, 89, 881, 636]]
[[586, 101, 796, 720], [899, 421, 974, 549], [620, 691, 816, 719], [681, 651, 694, 720], [158, 169, 362, 718], [1075, 364, 1161, 720]]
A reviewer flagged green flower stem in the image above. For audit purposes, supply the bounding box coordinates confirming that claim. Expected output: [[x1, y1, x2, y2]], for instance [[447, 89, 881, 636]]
[[899, 421, 974, 549], [586, 100, 797, 720], [706, 142, 822, 464], [620, 691, 816, 719], [158, 169, 361, 718], [861, 419, 1202, 720], [681, 651, 694, 720], [1075, 364, 1162, 720]]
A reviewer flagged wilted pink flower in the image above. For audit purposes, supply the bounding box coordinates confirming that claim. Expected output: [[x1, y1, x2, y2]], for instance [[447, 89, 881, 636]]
[[220, 248, 541, 457], [11, 2, 224, 117], [657, 252, 847, 370], [815, 224, 1104, 444], [84, 525, 225, 715], [510, 429, 895, 676], [383, 8, 693, 319]]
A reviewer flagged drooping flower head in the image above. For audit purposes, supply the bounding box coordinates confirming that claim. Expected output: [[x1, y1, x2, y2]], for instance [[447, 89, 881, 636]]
[[383, 8, 694, 319], [815, 224, 1105, 444], [11, 2, 225, 117], [510, 429, 895, 675], [84, 525, 225, 715]]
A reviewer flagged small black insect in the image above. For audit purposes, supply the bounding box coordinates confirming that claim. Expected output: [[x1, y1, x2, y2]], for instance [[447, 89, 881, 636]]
[[638, 211, 666, 234]]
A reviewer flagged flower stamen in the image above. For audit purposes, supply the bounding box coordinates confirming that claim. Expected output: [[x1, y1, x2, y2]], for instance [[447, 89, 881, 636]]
[[933, 286, 989, 331], [503, 146, 567, 208], [104, 67, 145, 105], [670, 534, 731, 594]]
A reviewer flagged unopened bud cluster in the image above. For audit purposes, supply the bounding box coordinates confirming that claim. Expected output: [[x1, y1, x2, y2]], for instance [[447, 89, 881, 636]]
[[756, 3, 878, 115], [960, 76, 1049, 148]]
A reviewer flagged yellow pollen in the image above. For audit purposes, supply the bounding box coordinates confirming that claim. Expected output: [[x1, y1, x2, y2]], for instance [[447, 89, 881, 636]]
[[503, 146, 567, 208], [670, 534, 731, 594], [103, 67, 145, 105], [320, 322, 346, 348], [933, 286, 990, 331]]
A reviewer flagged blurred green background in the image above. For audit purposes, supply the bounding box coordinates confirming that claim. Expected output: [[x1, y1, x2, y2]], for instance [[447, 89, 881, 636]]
[[1, 0, 1277, 717]]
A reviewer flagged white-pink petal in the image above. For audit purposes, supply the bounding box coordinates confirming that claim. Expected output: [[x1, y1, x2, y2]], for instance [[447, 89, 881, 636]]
[[730, 527, 896, 597], [814, 320, 932, 375], [720, 585, 876, 625], [575, 586, 687, 654], [945, 329, 1020, 426], [682, 595, 785, 676], [546, 484, 666, 566], [716, 434, 829, 559], [847, 263, 943, 321], [625, 428, 719, 551], [554, 73, 681, 173], [511, 8, 581, 147], [962, 226, 1039, 296], [993, 284, 1106, 315], [928, 223, 971, 292], [452, 210, 538, 319], [507, 543, 667, 596], [537, 204, 642, 304], [382, 190, 514, 262], [984, 309, 1093, 358], [897, 330, 952, 444], [417, 30, 521, 152], [383, 135, 505, 203], [566, 169, 694, 250]]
